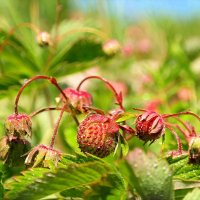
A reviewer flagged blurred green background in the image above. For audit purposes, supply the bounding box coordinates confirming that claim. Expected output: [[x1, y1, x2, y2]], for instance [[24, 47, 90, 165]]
[[1, 0, 200, 156]]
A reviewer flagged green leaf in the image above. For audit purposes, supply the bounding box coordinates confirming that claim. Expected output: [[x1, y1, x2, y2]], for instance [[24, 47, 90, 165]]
[[174, 180, 200, 200], [4, 160, 126, 200], [113, 134, 129, 158], [167, 154, 200, 181], [61, 152, 103, 165], [126, 148, 174, 200], [116, 112, 136, 123], [60, 186, 91, 198], [62, 38, 105, 63], [120, 135, 129, 157], [60, 173, 127, 200], [183, 188, 200, 200], [86, 173, 127, 200], [49, 38, 106, 77]]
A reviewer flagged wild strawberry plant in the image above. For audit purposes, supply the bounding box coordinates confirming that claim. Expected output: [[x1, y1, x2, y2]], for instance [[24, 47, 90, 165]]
[[1, 1, 200, 200], [0, 73, 200, 199]]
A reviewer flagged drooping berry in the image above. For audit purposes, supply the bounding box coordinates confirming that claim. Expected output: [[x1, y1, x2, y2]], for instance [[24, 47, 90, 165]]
[[36, 31, 51, 47], [102, 39, 121, 56], [189, 137, 200, 164], [25, 144, 62, 168], [0, 136, 31, 167], [135, 111, 165, 142], [77, 114, 119, 158], [5, 113, 32, 139], [59, 88, 92, 113]]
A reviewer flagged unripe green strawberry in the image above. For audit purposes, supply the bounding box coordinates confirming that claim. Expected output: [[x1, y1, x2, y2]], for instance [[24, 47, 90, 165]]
[[5, 113, 32, 139], [77, 114, 119, 158], [136, 111, 165, 142]]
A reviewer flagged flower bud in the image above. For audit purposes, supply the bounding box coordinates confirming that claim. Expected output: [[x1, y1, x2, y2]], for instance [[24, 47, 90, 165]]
[[25, 144, 62, 168], [102, 39, 121, 56], [5, 113, 32, 139], [135, 111, 165, 142], [189, 137, 200, 164], [59, 88, 92, 113], [36, 31, 51, 47], [0, 136, 31, 167], [77, 114, 119, 158]]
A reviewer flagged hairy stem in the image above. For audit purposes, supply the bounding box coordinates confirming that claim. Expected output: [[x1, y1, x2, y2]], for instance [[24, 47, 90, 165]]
[[162, 111, 200, 121], [50, 105, 66, 148], [30, 107, 63, 118], [14, 75, 79, 125], [132, 108, 147, 112], [76, 75, 124, 111], [166, 124, 183, 153], [172, 116, 195, 137]]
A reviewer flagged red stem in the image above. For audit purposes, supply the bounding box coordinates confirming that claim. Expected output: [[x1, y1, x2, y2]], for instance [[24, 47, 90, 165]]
[[76, 75, 124, 111], [132, 108, 147, 112], [14, 75, 79, 125], [175, 125, 191, 142], [166, 124, 183, 153], [172, 117, 195, 137], [162, 111, 200, 121], [50, 105, 66, 148], [30, 107, 63, 118]]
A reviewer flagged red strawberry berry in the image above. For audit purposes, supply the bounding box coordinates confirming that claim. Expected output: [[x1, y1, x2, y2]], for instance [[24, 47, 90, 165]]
[[77, 114, 119, 158], [5, 113, 32, 139], [59, 88, 92, 113], [135, 111, 165, 142]]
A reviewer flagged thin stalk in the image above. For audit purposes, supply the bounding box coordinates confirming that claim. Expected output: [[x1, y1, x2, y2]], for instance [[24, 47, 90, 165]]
[[49, 105, 65, 148], [162, 111, 200, 121], [76, 75, 124, 111], [0, 22, 40, 51], [165, 122, 190, 141], [132, 108, 147, 112], [14, 75, 79, 125], [175, 125, 191, 142], [166, 124, 183, 153], [172, 116, 195, 137], [30, 107, 62, 118], [43, 87, 54, 129]]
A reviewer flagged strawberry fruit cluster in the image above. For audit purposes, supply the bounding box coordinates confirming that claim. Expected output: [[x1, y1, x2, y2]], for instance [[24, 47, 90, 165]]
[[0, 75, 200, 168]]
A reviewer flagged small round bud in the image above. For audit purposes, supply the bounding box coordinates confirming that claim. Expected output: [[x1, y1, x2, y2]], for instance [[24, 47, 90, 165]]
[[25, 144, 62, 168], [36, 31, 51, 47], [0, 136, 31, 167], [59, 88, 92, 113], [77, 114, 119, 158], [102, 39, 121, 56], [5, 113, 32, 138], [135, 111, 165, 142], [189, 137, 200, 164]]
